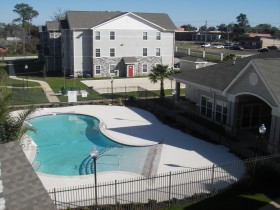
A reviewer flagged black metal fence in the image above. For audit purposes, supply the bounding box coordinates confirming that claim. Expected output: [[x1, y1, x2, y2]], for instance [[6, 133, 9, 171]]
[[47, 154, 280, 209]]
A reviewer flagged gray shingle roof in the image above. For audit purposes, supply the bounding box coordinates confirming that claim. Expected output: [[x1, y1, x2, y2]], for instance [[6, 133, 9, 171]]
[[171, 52, 280, 92], [65, 11, 176, 30], [123, 57, 137, 64], [253, 58, 280, 104], [46, 21, 60, 31], [0, 142, 56, 210]]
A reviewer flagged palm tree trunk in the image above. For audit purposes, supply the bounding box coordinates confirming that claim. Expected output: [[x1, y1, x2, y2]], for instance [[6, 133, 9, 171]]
[[160, 80, 165, 98]]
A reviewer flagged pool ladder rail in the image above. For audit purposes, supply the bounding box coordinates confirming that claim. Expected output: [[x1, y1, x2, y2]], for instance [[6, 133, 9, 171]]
[[80, 146, 119, 175], [99, 122, 107, 129]]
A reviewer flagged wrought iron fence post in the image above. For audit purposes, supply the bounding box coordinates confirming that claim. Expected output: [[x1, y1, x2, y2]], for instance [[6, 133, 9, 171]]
[[210, 164, 215, 194], [115, 180, 118, 209], [168, 171, 172, 206], [53, 188, 57, 207]]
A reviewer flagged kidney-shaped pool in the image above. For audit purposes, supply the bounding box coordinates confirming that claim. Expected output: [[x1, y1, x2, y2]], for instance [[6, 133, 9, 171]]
[[28, 114, 150, 176]]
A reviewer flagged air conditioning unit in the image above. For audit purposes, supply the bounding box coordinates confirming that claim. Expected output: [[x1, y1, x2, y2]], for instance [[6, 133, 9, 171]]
[[114, 70, 119, 77]]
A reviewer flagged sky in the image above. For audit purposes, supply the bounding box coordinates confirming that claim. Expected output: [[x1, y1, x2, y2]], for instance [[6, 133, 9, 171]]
[[0, 0, 280, 28]]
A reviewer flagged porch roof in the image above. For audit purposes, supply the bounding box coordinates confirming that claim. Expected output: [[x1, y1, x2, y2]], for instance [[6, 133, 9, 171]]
[[123, 57, 137, 64]]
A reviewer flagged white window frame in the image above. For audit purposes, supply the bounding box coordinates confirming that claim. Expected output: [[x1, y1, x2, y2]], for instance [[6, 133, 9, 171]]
[[156, 32, 161, 40], [142, 64, 148, 73], [109, 64, 116, 74], [110, 48, 115, 57], [95, 65, 101, 75], [156, 48, 161, 56], [143, 32, 148, 40], [95, 48, 101, 57], [215, 100, 227, 123], [95, 31, 100, 40], [110, 31, 115, 40], [200, 96, 213, 118], [143, 48, 147, 57]]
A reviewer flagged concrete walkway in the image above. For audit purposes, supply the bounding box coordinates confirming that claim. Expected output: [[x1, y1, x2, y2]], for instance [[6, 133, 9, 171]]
[[258, 198, 280, 210], [22, 105, 241, 190], [7, 61, 60, 103]]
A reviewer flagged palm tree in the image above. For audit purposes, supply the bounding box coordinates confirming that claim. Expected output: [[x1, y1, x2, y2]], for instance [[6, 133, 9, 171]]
[[0, 95, 36, 144], [148, 64, 174, 98]]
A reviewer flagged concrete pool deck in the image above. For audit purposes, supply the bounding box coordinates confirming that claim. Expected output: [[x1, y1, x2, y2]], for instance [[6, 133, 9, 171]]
[[23, 105, 240, 190]]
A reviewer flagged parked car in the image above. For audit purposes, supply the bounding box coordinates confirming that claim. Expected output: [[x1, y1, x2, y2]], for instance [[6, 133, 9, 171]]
[[174, 62, 180, 68], [201, 43, 211, 48], [267, 46, 278, 51], [213, 45, 225, 49], [230, 45, 244, 50], [258, 48, 269, 52]]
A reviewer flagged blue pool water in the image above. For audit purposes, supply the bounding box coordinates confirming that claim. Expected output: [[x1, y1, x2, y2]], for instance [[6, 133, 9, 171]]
[[28, 114, 149, 176]]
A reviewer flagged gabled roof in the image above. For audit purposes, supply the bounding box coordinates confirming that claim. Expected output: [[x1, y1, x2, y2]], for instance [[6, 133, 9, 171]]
[[65, 11, 176, 30], [123, 57, 137, 64], [171, 52, 280, 92], [253, 58, 280, 105], [46, 21, 60, 31]]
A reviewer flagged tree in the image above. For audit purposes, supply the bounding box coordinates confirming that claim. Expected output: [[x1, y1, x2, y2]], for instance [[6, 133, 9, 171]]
[[51, 8, 66, 21], [199, 25, 207, 32], [233, 13, 250, 37], [148, 64, 174, 98], [207, 26, 216, 31], [224, 53, 236, 61], [0, 94, 36, 144], [13, 3, 39, 54], [217, 23, 228, 32], [252, 24, 272, 34], [180, 24, 197, 31]]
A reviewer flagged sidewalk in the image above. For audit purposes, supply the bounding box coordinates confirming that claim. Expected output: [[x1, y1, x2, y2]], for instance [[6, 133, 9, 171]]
[[7, 61, 60, 103], [258, 198, 280, 210]]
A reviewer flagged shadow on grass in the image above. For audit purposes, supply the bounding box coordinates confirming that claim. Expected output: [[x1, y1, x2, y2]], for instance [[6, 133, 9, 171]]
[[182, 192, 274, 210]]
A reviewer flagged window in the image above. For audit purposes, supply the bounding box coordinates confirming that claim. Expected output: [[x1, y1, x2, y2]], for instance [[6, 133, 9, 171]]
[[215, 100, 227, 124], [201, 96, 212, 118], [95, 65, 101, 75], [156, 48, 161, 56], [110, 48, 115, 57], [241, 104, 261, 128], [143, 64, 148, 73], [95, 48, 101, 57], [95, 31, 100, 40], [143, 32, 148, 40], [143, 48, 147, 56], [109, 64, 115, 74], [156, 32, 161, 40], [110, 31, 115, 40]]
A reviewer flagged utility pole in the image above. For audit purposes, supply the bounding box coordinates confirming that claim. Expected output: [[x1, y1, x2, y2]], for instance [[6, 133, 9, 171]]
[[227, 26, 230, 51], [204, 20, 207, 51]]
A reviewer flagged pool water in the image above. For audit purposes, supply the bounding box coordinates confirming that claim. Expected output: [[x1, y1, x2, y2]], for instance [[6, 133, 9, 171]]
[[28, 114, 149, 176]]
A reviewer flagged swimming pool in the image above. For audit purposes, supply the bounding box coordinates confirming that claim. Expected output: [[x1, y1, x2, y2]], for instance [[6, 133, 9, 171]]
[[28, 114, 150, 176]]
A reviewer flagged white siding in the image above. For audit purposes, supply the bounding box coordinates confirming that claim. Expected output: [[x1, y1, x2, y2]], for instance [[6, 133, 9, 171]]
[[73, 30, 93, 74], [93, 14, 174, 66]]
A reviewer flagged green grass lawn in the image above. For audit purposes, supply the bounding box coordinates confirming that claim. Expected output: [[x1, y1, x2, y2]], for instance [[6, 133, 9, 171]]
[[164, 193, 276, 210]]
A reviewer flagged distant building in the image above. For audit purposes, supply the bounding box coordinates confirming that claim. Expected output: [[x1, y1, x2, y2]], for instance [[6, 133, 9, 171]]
[[175, 31, 227, 42], [38, 11, 177, 78], [239, 34, 280, 49]]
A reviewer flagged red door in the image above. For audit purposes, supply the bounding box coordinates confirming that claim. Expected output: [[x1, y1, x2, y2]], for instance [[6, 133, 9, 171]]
[[128, 65, 134, 77]]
